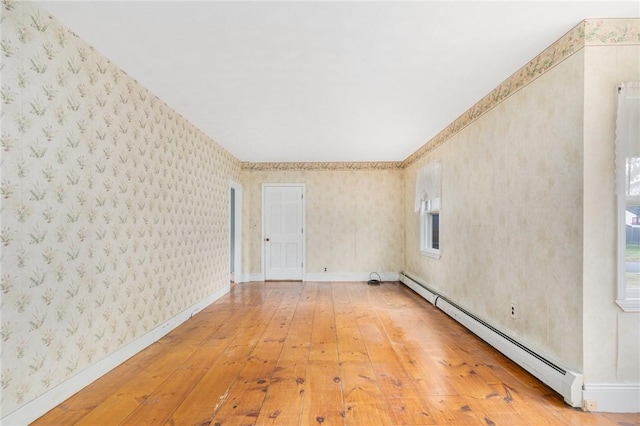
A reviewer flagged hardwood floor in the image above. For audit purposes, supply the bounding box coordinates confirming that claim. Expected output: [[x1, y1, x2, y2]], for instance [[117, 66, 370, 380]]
[[34, 281, 639, 425]]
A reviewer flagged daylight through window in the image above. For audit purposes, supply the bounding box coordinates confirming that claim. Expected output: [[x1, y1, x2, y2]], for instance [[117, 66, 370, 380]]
[[415, 161, 441, 258], [616, 82, 640, 311]]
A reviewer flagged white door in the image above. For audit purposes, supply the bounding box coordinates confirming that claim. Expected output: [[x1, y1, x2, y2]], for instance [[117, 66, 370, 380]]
[[263, 184, 304, 280]]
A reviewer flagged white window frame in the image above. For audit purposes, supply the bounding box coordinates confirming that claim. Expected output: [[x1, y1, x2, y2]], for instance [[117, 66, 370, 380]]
[[615, 82, 640, 312], [415, 161, 441, 259], [420, 198, 440, 258]]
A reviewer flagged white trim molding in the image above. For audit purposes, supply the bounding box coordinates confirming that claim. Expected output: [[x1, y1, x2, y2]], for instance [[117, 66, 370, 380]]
[[1, 285, 230, 426], [240, 273, 264, 283], [399, 272, 584, 408], [239, 273, 400, 283], [583, 383, 640, 413], [615, 298, 640, 312], [229, 180, 243, 288], [231, 273, 248, 284], [305, 272, 400, 282]]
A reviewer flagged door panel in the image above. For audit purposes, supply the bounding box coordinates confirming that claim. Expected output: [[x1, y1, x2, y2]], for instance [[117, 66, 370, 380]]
[[264, 185, 304, 280]]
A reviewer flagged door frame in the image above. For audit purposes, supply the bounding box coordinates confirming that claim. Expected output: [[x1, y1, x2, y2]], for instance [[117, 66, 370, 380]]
[[261, 183, 306, 281], [230, 180, 243, 283]]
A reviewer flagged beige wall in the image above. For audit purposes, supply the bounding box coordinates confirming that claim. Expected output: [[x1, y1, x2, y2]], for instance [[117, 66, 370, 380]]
[[401, 19, 640, 384], [583, 44, 640, 383], [402, 51, 586, 370], [241, 168, 404, 277], [1, 3, 241, 417]]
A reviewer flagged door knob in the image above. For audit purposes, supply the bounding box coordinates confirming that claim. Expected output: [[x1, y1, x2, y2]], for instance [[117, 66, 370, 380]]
[[265, 238, 270, 242]]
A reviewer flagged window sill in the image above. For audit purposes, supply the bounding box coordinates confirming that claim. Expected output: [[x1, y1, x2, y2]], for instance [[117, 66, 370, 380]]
[[616, 298, 640, 312], [420, 249, 441, 259]]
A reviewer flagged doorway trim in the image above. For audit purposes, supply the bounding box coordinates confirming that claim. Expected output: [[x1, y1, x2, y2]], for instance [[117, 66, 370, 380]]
[[230, 180, 243, 283], [261, 183, 306, 281]]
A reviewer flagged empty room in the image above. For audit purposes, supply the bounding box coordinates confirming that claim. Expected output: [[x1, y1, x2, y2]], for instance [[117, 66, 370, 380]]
[[1, 1, 639, 425]]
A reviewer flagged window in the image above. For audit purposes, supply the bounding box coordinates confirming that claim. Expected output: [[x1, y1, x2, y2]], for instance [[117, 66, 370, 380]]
[[421, 202, 440, 255], [415, 161, 441, 258], [616, 82, 640, 311]]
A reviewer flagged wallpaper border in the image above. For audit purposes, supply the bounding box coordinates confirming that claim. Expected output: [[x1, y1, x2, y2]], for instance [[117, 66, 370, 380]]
[[228, 19, 640, 172], [241, 161, 403, 171], [584, 18, 640, 46], [238, 20, 639, 172], [400, 18, 640, 167]]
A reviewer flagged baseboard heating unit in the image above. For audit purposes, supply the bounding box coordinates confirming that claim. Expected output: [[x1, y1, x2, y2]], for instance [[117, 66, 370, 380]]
[[399, 272, 583, 408]]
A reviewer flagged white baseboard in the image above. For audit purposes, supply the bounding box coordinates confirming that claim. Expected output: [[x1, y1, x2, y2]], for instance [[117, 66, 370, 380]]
[[583, 383, 640, 413], [232, 273, 262, 283], [399, 272, 584, 408], [400, 273, 439, 304], [232, 273, 245, 283], [243, 273, 263, 282], [1, 284, 230, 426], [305, 272, 399, 282], [238, 272, 400, 283]]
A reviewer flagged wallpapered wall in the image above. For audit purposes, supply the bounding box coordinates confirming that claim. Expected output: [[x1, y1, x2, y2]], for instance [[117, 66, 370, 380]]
[[241, 167, 403, 277], [1, 2, 241, 417], [403, 51, 585, 370], [401, 18, 640, 380]]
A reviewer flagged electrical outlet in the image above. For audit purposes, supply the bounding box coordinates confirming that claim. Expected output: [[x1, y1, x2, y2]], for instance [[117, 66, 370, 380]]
[[584, 400, 598, 411], [324, 267, 327, 272], [510, 303, 517, 319]]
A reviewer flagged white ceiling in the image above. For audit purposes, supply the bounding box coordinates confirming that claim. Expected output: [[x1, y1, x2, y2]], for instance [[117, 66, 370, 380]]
[[38, 1, 639, 163]]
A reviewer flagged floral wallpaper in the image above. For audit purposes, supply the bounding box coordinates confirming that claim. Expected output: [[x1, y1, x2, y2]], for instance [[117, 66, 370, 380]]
[[1, 1, 240, 417]]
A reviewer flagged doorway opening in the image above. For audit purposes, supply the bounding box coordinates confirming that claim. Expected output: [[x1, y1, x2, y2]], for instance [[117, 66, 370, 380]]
[[230, 181, 242, 284]]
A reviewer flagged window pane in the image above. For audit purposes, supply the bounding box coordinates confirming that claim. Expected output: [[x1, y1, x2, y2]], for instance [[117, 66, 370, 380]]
[[626, 157, 640, 196], [627, 157, 640, 293], [626, 220, 640, 292], [421, 202, 428, 250], [431, 213, 439, 250]]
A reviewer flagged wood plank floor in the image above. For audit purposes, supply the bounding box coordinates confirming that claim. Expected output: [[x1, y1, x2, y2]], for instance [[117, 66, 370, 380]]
[[34, 281, 640, 426]]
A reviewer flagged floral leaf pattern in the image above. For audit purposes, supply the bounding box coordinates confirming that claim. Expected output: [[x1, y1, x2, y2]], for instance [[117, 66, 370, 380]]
[[403, 18, 640, 167], [1, 1, 240, 415], [241, 161, 402, 171]]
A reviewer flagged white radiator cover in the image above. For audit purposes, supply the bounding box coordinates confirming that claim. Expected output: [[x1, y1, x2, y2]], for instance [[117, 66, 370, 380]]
[[400, 273, 583, 407]]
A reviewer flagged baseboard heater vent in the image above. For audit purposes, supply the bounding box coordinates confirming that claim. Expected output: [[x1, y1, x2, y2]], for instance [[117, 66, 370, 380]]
[[399, 272, 583, 408]]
